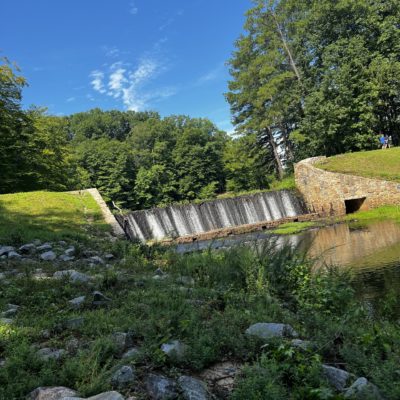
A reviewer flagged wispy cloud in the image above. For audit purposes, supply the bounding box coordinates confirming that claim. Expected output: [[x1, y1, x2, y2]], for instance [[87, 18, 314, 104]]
[[158, 9, 184, 31], [197, 63, 225, 85], [90, 58, 175, 111], [66, 97, 76, 103], [129, 1, 138, 15], [90, 70, 106, 94]]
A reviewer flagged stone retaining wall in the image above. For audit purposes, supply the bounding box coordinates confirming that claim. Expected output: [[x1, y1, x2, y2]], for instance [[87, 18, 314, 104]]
[[294, 156, 400, 216]]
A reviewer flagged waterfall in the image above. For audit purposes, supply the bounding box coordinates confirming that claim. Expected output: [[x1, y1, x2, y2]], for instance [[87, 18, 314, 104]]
[[118, 189, 306, 242]]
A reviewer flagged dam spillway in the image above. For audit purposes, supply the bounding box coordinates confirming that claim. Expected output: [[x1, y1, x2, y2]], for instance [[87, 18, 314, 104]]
[[117, 190, 306, 242]]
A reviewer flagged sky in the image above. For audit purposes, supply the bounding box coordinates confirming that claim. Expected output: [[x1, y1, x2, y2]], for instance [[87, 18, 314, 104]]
[[1, 0, 251, 133]]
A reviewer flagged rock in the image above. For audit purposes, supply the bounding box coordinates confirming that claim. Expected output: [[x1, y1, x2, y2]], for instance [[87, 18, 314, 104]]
[[37, 243, 52, 251], [89, 256, 104, 265], [66, 338, 80, 354], [59, 241, 67, 246], [344, 377, 383, 399], [146, 374, 178, 400], [40, 251, 57, 261], [2, 304, 19, 317], [104, 254, 114, 260], [41, 329, 51, 339], [0, 272, 6, 280], [0, 246, 14, 256], [53, 270, 91, 284], [154, 268, 166, 276], [1, 318, 13, 325], [19, 243, 36, 254], [32, 239, 42, 246], [111, 332, 135, 354], [245, 322, 298, 339], [86, 392, 125, 400], [322, 365, 351, 391], [200, 362, 241, 396], [65, 247, 75, 257], [59, 255, 75, 262], [161, 340, 187, 361], [36, 348, 65, 361], [178, 376, 210, 400], [64, 317, 85, 330], [7, 251, 22, 259], [69, 296, 86, 309], [111, 365, 135, 388], [176, 276, 195, 286], [27, 386, 79, 400], [121, 347, 140, 359], [92, 291, 111, 307]]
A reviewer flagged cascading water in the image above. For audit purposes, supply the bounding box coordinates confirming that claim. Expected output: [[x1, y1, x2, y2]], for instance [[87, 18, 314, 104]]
[[117, 189, 306, 242]]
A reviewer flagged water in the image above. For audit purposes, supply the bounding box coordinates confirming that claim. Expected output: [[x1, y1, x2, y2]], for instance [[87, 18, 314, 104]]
[[118, 190, 305, 241], [176, 220, 400, 302]]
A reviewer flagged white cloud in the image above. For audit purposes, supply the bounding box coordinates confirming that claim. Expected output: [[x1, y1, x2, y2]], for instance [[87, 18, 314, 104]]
[[66, 97, 76, 102], [103, 46, 121, 58], [197, 64, 225, 85], [90, 57, 175, 111], [129, 1, 138, 15], [90, 70, 106, 94]]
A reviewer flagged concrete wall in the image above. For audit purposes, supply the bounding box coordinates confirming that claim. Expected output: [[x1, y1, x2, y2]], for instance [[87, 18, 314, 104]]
[[294, 156, 400, 216]]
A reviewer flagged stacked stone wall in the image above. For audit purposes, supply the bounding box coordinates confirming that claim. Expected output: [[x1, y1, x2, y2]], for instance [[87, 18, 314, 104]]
[[294, 156, 400, 216]]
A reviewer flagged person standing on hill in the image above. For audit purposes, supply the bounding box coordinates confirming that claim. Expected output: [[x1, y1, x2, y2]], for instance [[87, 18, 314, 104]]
[[388, 135, 393, 148], [379, 133, 386, 149]]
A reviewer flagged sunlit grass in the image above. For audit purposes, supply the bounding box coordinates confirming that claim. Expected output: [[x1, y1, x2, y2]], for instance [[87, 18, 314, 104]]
[[317, 148, 400, 182]]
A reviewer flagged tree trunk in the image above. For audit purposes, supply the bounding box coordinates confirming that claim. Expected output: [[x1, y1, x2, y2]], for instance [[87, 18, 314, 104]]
[[266, 127, 284, 180]]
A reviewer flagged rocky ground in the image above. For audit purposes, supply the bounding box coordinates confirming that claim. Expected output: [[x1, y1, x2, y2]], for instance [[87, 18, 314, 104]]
[[0, 239, 388, 399]]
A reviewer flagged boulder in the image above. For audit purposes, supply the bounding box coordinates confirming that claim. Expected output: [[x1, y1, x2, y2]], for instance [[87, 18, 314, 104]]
[[65, 247, 75, 256], [27, 386, 79, 400], [290, 339, 313, 351], [92, 291, 111, 307], [111, 332, 135, 354], [68, 296, 86, 309], [0, 246, 15, 256], [19, 243, 36, 254], [64, 317, 85, 330], [36, 348, 65, 361], [121, 347, 140, 359], [89, 256, 104, 265], [86, 392, 125, 400], [178, 376, 210, 400], [2, 304, 19, 317], [1, 318, 13, 325], [322, 365, 351, 391], [245, 323, 298, 339], [104, 254, 114, 260], [59, 255, 75, 262], [37, 243, 52, 251], [146, 374, 178, 400], [40, 251, 57, 261], [53, 270, 90, 284], [344, 377, 383, 399], [110, 365, 135, 388], [8, 251, 22, 259]]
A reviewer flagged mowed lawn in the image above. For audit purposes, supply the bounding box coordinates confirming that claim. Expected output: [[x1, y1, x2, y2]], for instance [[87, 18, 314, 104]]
[[0, 191, 110, 244], [317, 147, 400, 182]]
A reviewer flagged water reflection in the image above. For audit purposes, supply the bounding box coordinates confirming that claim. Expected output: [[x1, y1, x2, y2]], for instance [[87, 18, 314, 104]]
[[176, 220, 400, 301]]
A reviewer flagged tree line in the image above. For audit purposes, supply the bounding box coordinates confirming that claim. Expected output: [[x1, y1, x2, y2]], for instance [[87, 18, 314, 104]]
[[0, 59, 269, 209]]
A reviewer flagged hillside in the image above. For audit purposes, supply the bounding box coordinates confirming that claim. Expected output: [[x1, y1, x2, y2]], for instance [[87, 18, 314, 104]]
[[0, 191, 109, 244], [317, 148, 400, 182]]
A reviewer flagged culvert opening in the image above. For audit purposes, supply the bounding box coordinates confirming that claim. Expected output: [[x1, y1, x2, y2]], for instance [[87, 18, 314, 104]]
[[344, 197, 366, 214]]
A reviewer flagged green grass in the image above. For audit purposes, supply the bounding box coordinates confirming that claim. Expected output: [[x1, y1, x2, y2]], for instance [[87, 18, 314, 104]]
[[317, 148, 400, 182], [343, 205, 400, 226], [271, 221, 321, 235], [0, 191, 110, 244]]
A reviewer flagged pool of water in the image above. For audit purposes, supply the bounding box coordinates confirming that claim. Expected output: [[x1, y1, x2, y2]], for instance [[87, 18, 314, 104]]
[[176, 220, 400, 302]]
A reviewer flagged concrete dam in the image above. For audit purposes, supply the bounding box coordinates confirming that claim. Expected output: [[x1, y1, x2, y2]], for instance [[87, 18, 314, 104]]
[[116, 190, 307, 242]]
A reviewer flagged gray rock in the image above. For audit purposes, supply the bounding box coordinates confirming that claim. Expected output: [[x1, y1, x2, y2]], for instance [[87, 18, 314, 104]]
[[7, 251, 22, 259], [40, 251, 57, 261], [69, 296, 86, 309], [245, 323, 298, 339], [111, 365, 135, 388], [0, 318, 13, 325], [110, 331, 135, 354], [146, 374, 178, 400], [178, 376, 210, 400], [53, 270, 91, 284], [89, 256, 104, 265], [0, 246, 14, 256], [2, 304, 19, 317], [322, 365, 351, 391], [154, 268, 165, 276], [121, 347, 140, 359], [59, 255, 75, 262], [0, 272, 6, 280], [64, 317, 85, 330], [104, 254, 114, 260], [37, 243, 52, 251], [344, 377, 383, 399], [66, 338, 80, 354], [92, 291, 111, 306], [161, 340, 187, 361], [19, 243, 36, 254], [27, 386, 79, 400], [86, 392, 125, 400], [65, 247, 75, 257], [290, 339, 313, 351], [32, 239, 42, 246], [59, 241, 67, 246], [36, 348, 65, 361], [176, 276, 195, 286]]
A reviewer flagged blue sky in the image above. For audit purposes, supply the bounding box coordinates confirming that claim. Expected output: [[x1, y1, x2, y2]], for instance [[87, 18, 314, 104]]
[[1, 0, 250, 133]]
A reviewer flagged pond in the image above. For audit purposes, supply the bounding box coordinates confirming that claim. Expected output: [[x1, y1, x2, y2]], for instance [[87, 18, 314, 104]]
[[176, 219, 400, 303]]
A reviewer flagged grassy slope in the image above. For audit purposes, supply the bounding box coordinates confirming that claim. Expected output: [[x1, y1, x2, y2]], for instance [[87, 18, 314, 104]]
[[0, 191, 110, 244], [317, 147, 400, 182]]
